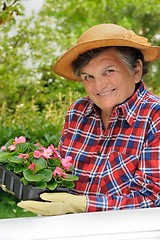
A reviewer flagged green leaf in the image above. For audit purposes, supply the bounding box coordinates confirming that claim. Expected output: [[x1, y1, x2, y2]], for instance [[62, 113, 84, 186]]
[[5, 139, 14, 148], [8, 156, 24, 164], [38, 169, 52, 182], [28, 143, 38, 151], [5, 164, 14, 172], [63, 174, 79, 181], [55, 178, 63, 184], [1, 11, 10, 22], [16, 143, 28, 153], [14, 165, 24, 173], [33, 157, 47, 173], [23, 169, 44, 182], [48, 158, 61, 167], [68, 165, 74, 171], [21, 177, 28, 186], [36, 180, 47, 189], [0, 152, 11, 163], [47, 181, 58, 190], [62, 181, 75, 189]]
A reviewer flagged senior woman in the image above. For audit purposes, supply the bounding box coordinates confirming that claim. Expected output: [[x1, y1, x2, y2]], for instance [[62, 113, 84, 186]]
[[18, 23, 160, 215]]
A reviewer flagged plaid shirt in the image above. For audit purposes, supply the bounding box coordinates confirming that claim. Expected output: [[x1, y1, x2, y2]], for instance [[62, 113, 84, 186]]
[[59, 81, 160, 211]]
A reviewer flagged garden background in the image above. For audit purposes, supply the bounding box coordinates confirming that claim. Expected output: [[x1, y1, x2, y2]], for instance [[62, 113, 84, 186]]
[[0, 0, 160, 218]]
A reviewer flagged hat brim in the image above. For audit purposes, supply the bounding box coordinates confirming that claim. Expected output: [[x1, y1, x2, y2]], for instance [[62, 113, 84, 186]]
[[53, 38, 160, 81]]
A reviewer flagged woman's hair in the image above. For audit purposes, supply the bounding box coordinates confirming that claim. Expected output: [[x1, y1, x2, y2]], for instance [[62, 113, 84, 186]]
[[72, 46, 149, 77]]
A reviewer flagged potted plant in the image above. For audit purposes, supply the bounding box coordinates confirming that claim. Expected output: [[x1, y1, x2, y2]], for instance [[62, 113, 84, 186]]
[[0, 136, 78, 200]]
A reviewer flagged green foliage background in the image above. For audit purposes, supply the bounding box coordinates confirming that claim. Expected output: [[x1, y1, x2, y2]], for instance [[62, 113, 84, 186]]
[[0, 0, 160, 218]]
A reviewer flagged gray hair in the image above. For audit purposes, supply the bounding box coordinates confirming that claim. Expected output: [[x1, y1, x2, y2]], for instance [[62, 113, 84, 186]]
[[72, 46, 149, 77]]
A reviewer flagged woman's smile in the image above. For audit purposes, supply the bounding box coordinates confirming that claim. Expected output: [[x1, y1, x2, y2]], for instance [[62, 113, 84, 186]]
[[97, 88, 116, 96]]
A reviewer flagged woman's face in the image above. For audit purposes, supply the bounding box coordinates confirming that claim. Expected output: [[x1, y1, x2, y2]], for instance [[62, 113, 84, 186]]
[[80, 48, 142, 116]]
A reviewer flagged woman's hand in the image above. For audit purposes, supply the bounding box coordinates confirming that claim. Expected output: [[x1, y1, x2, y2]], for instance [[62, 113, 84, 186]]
[[17, 192, 86, 216]]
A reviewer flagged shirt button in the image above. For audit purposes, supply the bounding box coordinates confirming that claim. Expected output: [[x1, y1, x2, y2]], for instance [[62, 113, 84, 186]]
[[87, 177, 92, 182]]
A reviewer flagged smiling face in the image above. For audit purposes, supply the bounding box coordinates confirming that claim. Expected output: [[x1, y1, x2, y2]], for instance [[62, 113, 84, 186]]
[[80, 48, 142, 116]]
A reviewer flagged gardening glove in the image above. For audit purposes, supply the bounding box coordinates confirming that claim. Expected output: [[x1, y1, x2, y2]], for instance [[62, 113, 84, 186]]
[[17, 192, 86, 216], [0, 183, 14, 195]]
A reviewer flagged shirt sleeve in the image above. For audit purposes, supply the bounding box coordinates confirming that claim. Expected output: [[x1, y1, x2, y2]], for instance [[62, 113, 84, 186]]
[[58, 107, 71, 158], [86, 127, 160, 211]]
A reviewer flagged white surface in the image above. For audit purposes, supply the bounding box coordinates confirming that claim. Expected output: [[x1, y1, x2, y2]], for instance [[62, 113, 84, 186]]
[[0, 207, 160, 240]]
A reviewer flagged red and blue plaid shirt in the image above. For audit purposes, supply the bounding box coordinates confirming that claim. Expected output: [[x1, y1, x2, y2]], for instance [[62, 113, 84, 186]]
[[59, 81, 160, 211]]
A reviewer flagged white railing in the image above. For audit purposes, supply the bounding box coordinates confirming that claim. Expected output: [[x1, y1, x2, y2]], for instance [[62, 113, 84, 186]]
[[0, 207, 160, 240]]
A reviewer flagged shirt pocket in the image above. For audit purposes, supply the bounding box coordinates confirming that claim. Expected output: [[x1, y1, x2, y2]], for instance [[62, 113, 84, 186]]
[[99, 151, 139, 196]]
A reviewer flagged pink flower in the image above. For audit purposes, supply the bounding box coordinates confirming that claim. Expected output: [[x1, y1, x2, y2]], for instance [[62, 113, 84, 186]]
[[33, 150, 41, 158], [42, 147, 53, 159], [18, 153, 29, 159], [48, 144, 55, 151], [1, 146, 6, 150], [7, 136, 27, 152], [8, 145, 16, 151], [28, 163, 36, 171], [14, 136, 26, 145], [34, 143, 41, 147], [53, 167, 64, 177], [38, 146, 46, 152], [62, 173, 68, 178], [49, 144, 60, 158], [61, 156, 73, 170]]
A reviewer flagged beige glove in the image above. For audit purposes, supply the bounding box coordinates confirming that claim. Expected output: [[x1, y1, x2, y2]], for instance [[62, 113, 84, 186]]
[[0, 184, 14, 195], [17, 192, 86, 216]]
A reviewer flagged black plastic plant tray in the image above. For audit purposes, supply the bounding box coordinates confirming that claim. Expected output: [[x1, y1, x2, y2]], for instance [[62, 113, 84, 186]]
[[0, 165, 68, 200]]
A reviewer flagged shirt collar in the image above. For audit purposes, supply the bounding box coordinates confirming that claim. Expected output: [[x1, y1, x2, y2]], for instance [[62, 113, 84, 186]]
[[117, 81, 148, 126], [83, 98, 99, 117], [83, 81, 148, 126]]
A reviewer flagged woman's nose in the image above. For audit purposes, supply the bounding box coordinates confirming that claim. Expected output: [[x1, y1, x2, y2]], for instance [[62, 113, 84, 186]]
[[95, 76, 107, 91]]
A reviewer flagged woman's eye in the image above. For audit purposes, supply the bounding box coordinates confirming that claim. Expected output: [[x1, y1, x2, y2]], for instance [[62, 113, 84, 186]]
[[82, 75, 93, 81], [104, 69, 115, 75]]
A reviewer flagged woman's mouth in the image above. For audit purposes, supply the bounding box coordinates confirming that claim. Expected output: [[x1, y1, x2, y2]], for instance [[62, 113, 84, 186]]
[[97, 88, 116, 96]]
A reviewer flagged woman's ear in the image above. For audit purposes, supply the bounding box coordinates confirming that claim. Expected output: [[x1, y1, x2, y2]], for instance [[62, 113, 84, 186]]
[[134, 59, 143, 83]]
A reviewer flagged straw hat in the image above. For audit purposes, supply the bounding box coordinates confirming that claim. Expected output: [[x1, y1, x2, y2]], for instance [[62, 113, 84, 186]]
[[53, 23, 160, 81]]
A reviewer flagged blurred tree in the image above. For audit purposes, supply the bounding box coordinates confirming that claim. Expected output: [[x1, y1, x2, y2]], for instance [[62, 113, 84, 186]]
[[0, 0, 159, 112], [0, 0, 24, 24]]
